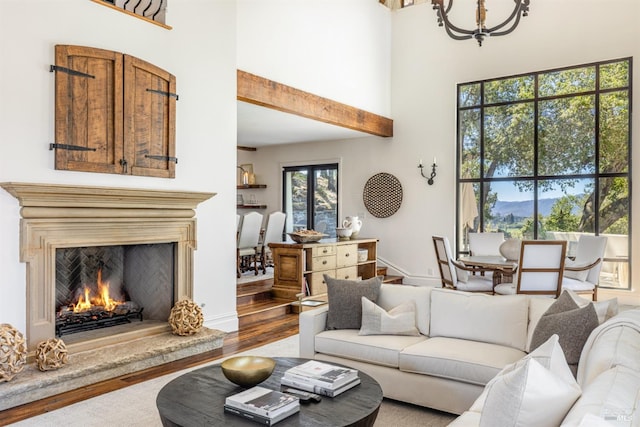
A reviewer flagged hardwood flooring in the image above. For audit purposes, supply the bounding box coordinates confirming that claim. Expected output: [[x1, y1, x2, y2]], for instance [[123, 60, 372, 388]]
[[0, 311, 299, 426]]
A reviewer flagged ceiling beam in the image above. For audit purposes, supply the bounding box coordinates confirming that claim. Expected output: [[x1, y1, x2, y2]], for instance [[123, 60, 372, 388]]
[[237, 70, 393, 138]]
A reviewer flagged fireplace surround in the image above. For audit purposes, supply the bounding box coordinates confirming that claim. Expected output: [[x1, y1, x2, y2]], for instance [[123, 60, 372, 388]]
[[1, 182, 215, 352]]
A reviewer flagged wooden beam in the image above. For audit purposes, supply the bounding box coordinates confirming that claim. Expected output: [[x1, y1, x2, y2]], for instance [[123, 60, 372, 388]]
[[237, 70, 393, 138]]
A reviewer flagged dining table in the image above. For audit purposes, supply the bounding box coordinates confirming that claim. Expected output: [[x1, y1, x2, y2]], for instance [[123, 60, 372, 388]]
[[458, 255, 518, 285]]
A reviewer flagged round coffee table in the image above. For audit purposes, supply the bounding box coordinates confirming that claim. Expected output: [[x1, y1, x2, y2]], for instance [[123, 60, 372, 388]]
[[156, 357, 383, 426]]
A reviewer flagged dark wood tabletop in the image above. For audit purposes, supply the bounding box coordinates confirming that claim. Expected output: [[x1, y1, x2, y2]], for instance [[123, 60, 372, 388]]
[[156, 357, 383, 427]]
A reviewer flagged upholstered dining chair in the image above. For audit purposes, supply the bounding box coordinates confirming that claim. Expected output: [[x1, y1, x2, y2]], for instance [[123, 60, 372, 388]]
[[467, 232, 505, 256], [562, 235, 608, 301], [432, 236, 494, 292], [258, 211, 286, 273], [237, 211, 263, 278], [494, 240, 567, 298]]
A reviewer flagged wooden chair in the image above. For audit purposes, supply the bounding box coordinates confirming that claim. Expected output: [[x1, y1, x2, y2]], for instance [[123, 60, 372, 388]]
[[494, 240, 567, 298], [258, 211, 286, 273], [237, 212, 263, 278], [562, 235, 607, 301], [432, 236, 494, 292]]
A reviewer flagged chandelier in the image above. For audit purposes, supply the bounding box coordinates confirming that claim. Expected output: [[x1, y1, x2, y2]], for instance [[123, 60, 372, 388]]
[[431, 0, 530, 46]]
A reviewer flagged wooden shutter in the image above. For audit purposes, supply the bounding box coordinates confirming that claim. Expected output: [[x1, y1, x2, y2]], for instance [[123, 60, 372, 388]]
[[124, 55, 177, 178], [54, 45, 123, 174]]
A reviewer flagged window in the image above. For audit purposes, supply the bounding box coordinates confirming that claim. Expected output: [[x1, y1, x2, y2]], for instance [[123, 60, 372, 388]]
[[282, 164, 339, 238], [457, 58, 631, 290]]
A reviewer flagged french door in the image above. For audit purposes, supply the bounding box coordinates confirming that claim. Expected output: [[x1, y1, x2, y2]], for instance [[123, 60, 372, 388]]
[[282, 163, 339, 238]]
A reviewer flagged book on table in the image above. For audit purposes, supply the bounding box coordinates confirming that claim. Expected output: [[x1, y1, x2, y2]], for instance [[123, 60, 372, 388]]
[[225, 386, 300, 424], [281, 375, 361, 397], [283, 360, 359, 390]]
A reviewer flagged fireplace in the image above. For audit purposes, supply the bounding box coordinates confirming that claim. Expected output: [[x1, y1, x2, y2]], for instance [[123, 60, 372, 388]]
[[1, 182, 214, 352]]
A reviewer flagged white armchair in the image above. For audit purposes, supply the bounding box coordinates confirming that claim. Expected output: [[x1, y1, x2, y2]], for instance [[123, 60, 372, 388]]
[[562, 235, 607, 301], [468, 232, 505, 256]]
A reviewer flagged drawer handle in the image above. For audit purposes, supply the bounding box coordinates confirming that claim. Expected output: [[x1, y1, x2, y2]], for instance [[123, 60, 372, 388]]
[[322, 249, 328, 253], [345, 253, 350, 257], [322, 260, 327, 265], [345, 275, 350, 279]]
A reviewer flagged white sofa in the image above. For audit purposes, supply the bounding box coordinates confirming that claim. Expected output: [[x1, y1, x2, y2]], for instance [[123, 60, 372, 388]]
[[299, 285, 640, 425]]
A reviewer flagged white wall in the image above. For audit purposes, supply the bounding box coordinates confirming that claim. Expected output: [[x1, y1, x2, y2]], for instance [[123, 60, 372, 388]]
[[241, 0, 640, 305], [0, 0, 239, 333]]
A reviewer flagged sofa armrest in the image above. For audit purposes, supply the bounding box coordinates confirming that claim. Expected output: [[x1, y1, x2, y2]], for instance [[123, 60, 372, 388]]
[[299, 305, 329, 358]]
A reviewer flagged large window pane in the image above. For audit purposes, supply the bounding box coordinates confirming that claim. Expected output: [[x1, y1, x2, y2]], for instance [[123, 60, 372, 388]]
[[484, 103, 534, 178], [600, 91, 629, 174], [600, 61, 629, 90], [313, 167, 338, 238], [459, 109, 481, 178], [484, 76, 534, 104], [539, 66, 596, 97], [284, 169, 308, 232], [459, 83, 481, 107], [538, 95, 595, 176], [485, 181, 534, 239], [539, 178, 595, 244]]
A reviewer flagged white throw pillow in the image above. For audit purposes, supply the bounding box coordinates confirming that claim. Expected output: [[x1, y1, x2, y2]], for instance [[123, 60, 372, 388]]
[[359, 297, 420, 336], [563, 259, 591, 282], [565, 289, 618, 324], [471, 335, 581, 426]]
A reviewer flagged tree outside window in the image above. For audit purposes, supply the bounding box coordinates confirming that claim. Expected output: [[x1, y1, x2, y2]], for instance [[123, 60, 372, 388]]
[[457, 58, 631, 290]]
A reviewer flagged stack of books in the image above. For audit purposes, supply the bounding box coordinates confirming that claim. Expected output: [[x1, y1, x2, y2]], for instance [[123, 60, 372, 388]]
[[281, 360, 361, 397], [224, 386, 300, 425]]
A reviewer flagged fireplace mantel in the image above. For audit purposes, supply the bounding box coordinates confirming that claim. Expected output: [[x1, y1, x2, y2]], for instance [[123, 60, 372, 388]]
[[1, 182, 215, 350]]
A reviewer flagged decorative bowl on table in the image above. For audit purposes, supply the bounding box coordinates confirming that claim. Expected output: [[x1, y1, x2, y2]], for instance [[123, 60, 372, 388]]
[[335, 227, 353, 240], [221, 356, 276, 387], [287, 231, 327, 243]]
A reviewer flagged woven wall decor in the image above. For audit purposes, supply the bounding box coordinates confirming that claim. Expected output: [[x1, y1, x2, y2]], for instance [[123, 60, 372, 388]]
[[168, 299, 204, 336], [0, 323, 28, 382], [35, 338, 69, 372], [363, 173, 403, 218]]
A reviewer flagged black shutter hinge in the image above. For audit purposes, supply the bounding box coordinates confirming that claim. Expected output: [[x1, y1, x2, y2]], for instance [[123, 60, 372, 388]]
[[146, 88, 179, 100], [49, 143, 97, 152], [50, 65, 95, 79], [145, 155, 178, 164]]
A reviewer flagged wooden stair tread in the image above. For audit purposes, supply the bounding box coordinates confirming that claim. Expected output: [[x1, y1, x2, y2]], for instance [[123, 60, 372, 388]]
[[382, 275, 403, 284], [237, 298, 293, 316]]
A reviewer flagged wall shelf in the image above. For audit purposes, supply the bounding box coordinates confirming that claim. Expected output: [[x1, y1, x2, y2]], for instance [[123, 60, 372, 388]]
[[237, 204, 267, 209], [237, 184, 267, 189]]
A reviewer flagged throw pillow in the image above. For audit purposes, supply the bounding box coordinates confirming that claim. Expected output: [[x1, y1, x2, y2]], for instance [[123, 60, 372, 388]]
[[479, 356, 581, 427], [325, 275, 382, 330], [530, 291, 599, 369], [563, 258, 591, 281], [359, 297, 420, 336], [565, 289, 618, 324]]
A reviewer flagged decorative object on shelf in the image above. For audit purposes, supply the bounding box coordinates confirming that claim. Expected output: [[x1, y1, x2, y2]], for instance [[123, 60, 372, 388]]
[[168, 299, 204, 336], [418, 157, 437, 185], [237, 194, 244, 205], [358, 249, 369, 263], [335, 227, 353, 241], [237, 164, 254, 186], [431, 0, 530, 46], [342, 216, 363, 239], [0, 323, 28, 382], [363, 173, 403, 218], [221, 355, 276, 387], [287, 231, 327, 243], [35, 338, 68, 372], [499, 238, 522, 261]]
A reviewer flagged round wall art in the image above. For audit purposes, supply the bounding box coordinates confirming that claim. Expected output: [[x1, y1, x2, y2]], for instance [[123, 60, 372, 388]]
[[362, 172, 403, 218]]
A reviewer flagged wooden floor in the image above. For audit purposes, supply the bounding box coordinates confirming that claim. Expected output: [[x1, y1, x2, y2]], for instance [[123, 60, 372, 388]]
[[0, 310, 299, 426]]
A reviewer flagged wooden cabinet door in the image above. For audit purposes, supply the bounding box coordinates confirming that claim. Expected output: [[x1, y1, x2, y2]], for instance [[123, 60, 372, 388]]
[[124, 55, 176, 178], [54, 45, 123, 174]]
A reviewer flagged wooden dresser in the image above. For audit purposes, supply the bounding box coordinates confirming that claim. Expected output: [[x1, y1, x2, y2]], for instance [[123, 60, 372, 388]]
[[268, 238, 378, 301]]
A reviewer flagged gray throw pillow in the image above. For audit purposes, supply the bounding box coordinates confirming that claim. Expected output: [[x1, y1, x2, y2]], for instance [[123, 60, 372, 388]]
[[325, 275, 382, 330], [530, 291, 599, 369]]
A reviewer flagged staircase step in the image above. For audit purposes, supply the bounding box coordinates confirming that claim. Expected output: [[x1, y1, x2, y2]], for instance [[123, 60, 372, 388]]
[[382, 275, 404, 284], [238, 299, 293, 328], [376, 266, 388, 276]]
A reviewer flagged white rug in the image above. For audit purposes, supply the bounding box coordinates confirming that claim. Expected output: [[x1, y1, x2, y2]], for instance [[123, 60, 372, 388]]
[[10, 335, 456, 426], [237, 266, 274, 285]]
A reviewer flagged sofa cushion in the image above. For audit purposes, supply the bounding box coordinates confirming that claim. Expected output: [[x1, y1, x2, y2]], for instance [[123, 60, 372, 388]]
[[565, 289, 618, 324], [399, 337, 526, 386], [430, 289, 529, 351], [531, 291, 599, 368], [376, 284, 431, 336], [325, 275, 382, 330], [359, 297, 420, 336], [561, 365, 640, 427], [526, 296, 555, 352], [475, 335, 581, 427], [315, 329, 426, 368]]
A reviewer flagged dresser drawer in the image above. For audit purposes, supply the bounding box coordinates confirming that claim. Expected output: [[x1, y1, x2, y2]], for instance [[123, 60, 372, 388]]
[[311, 255, 336, 271], [309, 270, 335, 295], [336, 245, 358, 267], [311, 245, 335, 257], [335, 266, 358, 281]]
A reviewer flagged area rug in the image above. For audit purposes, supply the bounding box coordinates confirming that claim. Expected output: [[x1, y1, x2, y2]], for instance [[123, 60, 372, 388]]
[[237, 266, 274, 285], [11, 335, 456, 426]]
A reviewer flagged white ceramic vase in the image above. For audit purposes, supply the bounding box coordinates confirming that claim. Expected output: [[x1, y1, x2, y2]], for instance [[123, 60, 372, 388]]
[[342, 216, 362, 239], [499, 238, 521, 261]]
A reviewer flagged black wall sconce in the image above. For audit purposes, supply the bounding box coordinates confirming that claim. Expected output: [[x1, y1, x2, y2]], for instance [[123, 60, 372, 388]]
[[418, 157, 437, 185]]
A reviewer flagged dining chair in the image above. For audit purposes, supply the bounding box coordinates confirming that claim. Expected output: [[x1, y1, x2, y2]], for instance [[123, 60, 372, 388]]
[[467, 232, 505, 256], [432, 236, 494, 292], [258, 211, 287, 273], [562, 235, 607, 301], [237, 211, 264, 278], [494, 240, 567, 298]]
